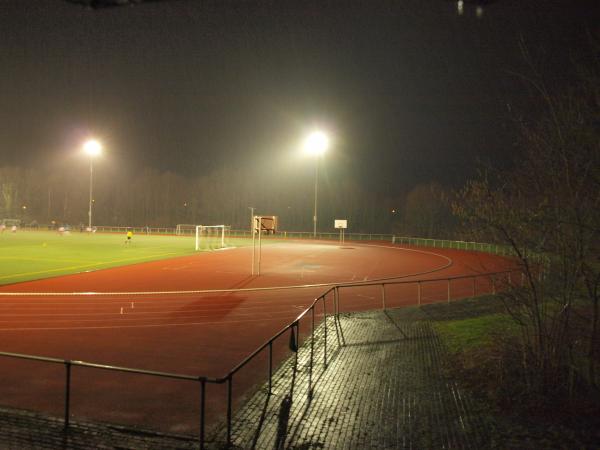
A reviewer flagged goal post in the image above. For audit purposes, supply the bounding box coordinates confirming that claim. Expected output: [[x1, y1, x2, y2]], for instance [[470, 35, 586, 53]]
[[195, 225, 231, 250], [250, 215, 277, 276]]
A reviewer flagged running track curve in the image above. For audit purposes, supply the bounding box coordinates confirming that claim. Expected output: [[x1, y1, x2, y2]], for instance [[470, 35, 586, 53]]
[[0, 241, 513, 434]]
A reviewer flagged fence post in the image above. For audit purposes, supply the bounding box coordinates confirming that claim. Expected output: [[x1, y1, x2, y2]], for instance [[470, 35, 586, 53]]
[[323, 296, 327, 367], [310, 306, 315, 398], [295, 322, 299, 368], [226, 376, 233, 446], [268, 342, 273, 394], [447, 279, 451, 303], [199, 378, 206, 450], [381, 284, 386, 310], [335, 287, 346, 346], [64, 361, 72, 431]]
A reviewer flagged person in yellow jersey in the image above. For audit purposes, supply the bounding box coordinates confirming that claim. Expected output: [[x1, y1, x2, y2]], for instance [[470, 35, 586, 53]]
[[125, 228, 133, 245]]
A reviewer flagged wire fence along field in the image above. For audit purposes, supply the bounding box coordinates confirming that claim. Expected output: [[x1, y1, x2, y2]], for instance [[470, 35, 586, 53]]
[[0, 258, 521, 449], [15, 225, 520, 257]]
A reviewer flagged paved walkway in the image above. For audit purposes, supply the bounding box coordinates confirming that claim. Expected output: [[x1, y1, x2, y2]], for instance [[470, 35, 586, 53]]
[[0, 305, 493, 449], [215, 307, 491, 449], [0, 406, 197, 449]]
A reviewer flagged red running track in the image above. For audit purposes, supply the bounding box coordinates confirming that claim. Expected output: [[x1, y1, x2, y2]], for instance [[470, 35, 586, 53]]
[[0, 241, 513, 434]]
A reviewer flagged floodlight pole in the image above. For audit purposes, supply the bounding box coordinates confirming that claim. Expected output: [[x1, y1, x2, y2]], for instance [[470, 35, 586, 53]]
[[252, 221, 256, 276], [83, 139, 101, 230], [304, 131, 328, 238], [250, 208, 256, 276], [88, 156, 94, 229], [313, 158, 318, 238], [248, 207, 255, 236]]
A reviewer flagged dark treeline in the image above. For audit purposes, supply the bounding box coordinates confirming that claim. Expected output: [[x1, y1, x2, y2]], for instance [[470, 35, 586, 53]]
[[0, 161, 456, 236]]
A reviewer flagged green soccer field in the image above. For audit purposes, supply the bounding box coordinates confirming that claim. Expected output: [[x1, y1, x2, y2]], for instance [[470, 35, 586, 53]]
[[0, 230, 254, 286]]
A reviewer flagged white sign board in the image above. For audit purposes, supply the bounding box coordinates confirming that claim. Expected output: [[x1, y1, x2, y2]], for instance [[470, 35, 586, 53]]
[[334, 219, 348, 229]]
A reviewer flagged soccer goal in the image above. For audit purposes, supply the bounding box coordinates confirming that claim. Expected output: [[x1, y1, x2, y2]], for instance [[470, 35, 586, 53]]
[[195, 225, 231, 250]]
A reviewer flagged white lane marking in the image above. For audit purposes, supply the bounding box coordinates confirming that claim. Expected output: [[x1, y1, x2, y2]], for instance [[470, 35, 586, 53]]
[[0, 315, 298, 331]]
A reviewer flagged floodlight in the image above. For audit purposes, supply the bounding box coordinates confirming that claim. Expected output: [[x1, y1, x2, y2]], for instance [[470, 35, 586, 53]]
[[303, 130, 330, 237], [83, 139, 102, 157], [303, 131, 329, 156]]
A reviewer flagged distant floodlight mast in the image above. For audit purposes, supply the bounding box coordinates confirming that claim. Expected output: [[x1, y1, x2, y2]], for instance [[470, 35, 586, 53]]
[[83, 139, 102, 230], [303, 131, 329, 237]]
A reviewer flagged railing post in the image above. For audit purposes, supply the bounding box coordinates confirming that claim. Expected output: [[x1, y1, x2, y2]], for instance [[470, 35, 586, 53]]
[[334, 287, 346, 347], [268, 341, 273, 394], [199, 378, 206, 450], [227, 376, 233, 446], [310, 306, 315, 398], [64, 360, 72, 431], [381, 284, 386, 310], [418, 281, 422, 306], [322, 296, 327, 367], [447, 279, 451, 303], [294, 322, 299, 368]]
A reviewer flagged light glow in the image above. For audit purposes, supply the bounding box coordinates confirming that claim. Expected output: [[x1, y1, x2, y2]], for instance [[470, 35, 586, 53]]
[[303, 131, 329, 156], [83, 139, 102, 157]]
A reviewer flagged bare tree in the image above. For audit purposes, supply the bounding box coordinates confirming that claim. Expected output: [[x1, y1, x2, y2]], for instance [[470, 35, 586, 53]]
[[454, 55, 600, 396]]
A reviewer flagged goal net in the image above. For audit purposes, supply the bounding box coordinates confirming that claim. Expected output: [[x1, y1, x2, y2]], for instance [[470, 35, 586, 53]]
[[195, 225, 231, 250]]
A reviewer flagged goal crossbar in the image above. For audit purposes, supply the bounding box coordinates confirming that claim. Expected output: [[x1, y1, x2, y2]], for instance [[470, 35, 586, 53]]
[[195, 225, 230, 251]]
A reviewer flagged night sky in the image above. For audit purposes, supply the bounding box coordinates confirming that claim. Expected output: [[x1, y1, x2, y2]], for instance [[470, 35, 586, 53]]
[[1, 0, 598, 196]]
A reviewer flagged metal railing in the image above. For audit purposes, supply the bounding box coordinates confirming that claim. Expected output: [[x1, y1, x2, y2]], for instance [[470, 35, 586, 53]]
[[0, 292, 340, 449], [0, 351, 217, 447], [391, 236, 516, 256], [215, 267, 522, 447], [0, 265, 521, 448], [20, 226, 393, 241], [93, 225, 175, 235], [226, 231, 519, 257]]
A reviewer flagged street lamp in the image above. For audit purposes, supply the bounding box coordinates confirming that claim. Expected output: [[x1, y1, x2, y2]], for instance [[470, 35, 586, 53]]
[[303, 131, 329, 238], [83, 139, 102, 230]]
